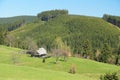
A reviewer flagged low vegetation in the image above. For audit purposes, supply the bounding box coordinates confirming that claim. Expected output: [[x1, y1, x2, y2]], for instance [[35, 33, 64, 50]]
[[0, 63, 98, 80], [100, 72, 119, 80], [0, 45, 120, 80], [69, 64, 76, 74]]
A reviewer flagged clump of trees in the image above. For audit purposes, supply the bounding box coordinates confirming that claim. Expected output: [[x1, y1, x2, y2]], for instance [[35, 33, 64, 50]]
[[37, 10, 68, 21], [115, 47, 120, 65], [0, 19, 25, 31], [23, 37, 38, 56], [0, 19, 25, 45], [0, 27, 6, 45], [5, 34, 16, 47], [99, 43, 112, 63], [53, 37, 71, 63], [103, 14, 120, 28], [7, 19, 25, 31]]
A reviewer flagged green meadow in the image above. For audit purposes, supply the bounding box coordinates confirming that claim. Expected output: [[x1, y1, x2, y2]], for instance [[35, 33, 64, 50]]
[[0, 45, 120, 80]]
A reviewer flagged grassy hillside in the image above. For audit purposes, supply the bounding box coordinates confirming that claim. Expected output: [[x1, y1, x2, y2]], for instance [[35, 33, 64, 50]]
[[0, 16, 37, 24], [0, 45, 120, 80], [0, 63, 92, 80], [10, 15, 120, 53]]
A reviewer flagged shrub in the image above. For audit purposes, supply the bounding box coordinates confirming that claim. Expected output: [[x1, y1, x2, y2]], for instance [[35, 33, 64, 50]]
[[69, 64, 76, 74], [100, 72, 119, 80], [11, 52, 21, 64]]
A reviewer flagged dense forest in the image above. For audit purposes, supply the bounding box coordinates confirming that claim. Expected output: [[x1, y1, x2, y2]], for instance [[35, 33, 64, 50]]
[[0, 19, 25, 31], [0, 10, 120, 65]]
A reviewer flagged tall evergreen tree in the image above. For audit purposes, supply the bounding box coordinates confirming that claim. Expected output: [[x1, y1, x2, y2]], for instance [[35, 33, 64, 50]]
[[0, 27, 6, 44], [100, 43, 112, 63], [82, 39, 92, 58]]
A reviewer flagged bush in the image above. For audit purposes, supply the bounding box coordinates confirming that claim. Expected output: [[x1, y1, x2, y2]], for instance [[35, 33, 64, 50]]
[[11, 52, 21, 64], [69, 64, 76, 74], [100, 72, 119, 80]]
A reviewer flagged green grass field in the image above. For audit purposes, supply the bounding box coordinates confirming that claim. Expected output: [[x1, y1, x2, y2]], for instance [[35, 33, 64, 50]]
[[0, 45, 120, 80], [0, 63, 98, 80]]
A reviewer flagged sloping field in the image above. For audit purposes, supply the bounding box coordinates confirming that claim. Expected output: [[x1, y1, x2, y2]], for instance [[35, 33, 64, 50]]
[[0, 45, 120, 80]]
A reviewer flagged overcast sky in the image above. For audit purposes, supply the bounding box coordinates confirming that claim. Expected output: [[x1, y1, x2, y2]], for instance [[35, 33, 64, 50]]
[[0, 0, 120, 17]]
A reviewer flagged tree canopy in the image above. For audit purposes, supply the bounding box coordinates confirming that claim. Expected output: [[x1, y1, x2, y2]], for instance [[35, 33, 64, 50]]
[[37, 10, 68, 21], [103, 14, 120, 28]]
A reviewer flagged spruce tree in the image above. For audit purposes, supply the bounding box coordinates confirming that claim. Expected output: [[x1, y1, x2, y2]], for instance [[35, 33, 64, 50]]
[[0, 27, 6, 45], [82, 39, 92, 58], [100, 43, 112, 63]]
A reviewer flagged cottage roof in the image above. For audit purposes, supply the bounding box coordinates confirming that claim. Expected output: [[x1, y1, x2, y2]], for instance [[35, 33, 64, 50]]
[[37, 48, 47, 55]]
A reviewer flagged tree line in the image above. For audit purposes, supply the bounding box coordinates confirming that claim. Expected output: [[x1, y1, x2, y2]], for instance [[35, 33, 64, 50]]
[[0, 19, 25, 31], [103, 14, 120, 28]]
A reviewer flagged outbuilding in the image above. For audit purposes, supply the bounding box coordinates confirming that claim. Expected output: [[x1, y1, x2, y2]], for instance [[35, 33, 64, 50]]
[[36, 48, 47, 56]]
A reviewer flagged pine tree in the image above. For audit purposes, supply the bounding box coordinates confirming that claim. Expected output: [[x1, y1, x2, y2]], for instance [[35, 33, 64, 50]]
[[82, 39, 92, 59], [100, 43, 112, 63], [0, 27, 6, 44]]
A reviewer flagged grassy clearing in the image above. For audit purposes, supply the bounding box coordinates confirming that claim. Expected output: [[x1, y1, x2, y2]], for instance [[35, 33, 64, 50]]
[[0, 63, 97, 80], [0, 45, 120, 80]]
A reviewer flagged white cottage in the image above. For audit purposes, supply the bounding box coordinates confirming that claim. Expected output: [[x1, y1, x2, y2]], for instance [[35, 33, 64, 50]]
[[36, 48, 47, 56]]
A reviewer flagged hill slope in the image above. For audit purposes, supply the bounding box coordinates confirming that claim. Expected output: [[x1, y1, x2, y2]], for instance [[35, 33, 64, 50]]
[[10, 15, 120, 53], [0, 63, 91, 80], [0, 45, 120, 80]]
